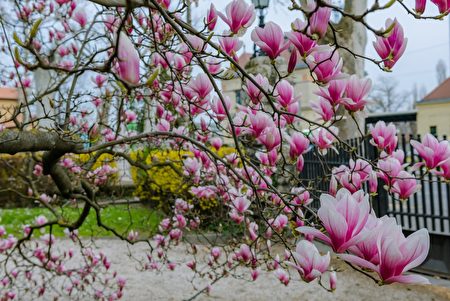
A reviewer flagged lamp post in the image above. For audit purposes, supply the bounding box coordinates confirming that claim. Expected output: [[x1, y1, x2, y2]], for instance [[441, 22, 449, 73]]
[[252, 0, 270, 57]]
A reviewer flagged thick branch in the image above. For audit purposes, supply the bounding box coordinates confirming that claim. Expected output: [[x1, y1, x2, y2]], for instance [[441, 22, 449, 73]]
[[0, 129, 83, 155], [88, 0, 154, 8]]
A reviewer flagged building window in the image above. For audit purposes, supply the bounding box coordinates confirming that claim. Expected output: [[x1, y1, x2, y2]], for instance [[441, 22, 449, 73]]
[[235, 90, 242, 105], [430, 126, 437, 137]]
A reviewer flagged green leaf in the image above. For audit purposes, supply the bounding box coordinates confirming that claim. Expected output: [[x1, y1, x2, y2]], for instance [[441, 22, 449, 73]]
[[30, 18, 43, 39], [13, 32, 25, 47]]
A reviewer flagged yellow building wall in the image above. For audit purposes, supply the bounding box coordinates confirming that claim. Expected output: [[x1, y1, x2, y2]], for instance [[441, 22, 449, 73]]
[[0, 99, 20, 127], [416, 101, 450, 137]]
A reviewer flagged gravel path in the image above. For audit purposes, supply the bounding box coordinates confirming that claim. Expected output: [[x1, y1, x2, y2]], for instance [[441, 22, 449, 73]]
[[85, 239, 450, 301]]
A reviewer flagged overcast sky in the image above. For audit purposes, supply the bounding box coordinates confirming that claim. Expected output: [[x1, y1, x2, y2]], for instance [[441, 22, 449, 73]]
[[190, 0, 449, 97]]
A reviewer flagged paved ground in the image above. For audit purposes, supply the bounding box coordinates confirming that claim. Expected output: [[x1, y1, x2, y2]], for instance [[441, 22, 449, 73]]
[[80, 239, 450, 301]]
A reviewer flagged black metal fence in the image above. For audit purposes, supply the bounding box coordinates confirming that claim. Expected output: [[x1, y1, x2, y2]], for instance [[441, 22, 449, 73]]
[[300, 134, 450, 277]]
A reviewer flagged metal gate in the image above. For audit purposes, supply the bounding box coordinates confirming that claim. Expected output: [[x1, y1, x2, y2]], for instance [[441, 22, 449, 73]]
[[300, 133, 450, 278]]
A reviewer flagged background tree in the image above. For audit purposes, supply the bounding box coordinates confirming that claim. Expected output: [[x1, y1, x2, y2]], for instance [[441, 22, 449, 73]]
[[436, 58, 447, 84], [368, 76, 412, 113]]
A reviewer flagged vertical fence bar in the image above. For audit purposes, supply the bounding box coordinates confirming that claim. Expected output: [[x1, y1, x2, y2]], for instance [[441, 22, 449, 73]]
[[409, 134, 420, 231], [447, 182, 450, 233], [436, 136, 445, 232], [400, 134, 410, 228], [416, 134, 430, 230], [438, 135, 448, 233], [428, 165, 437, 232]]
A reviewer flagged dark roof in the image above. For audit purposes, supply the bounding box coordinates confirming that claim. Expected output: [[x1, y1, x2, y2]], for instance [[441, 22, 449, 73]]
[[366, 110, 417, 124], [423, 78, 450, 101]]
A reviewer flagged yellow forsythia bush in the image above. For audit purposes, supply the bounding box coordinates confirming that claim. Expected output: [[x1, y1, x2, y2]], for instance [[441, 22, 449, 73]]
[[74, 153, 119, 185], [130, 146, 237, 213]]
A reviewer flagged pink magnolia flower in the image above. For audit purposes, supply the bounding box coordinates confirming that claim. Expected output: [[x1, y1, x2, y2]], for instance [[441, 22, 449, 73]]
[[369, 170, 378, 194], [347, 214, 385, 266], [370, 121, 398, 154], [315, 79, 347, 106], [92, 74, 107, 88], [211, 247, 221, 260], [236, 244, 253, 263], [333, 166, 363, 193], [341, 75, 372, 112], [288, 132, 310, 159], [287, 19, 317, 57], [231, 197, 251, 214], [217, 0, 256, 35], [391, 171, 418, 200], [283, 101, 300, 124], [33, 164, 43, 176], [186, 34, 205, 52], [105, 15, 119, 32], [156, 119, 170, 132], [210, 137, 223, 150], [373, 19, 407, 70], [410, 134, 450, 170], [183, 157, 201, 177], [311, 126, 338, 154], [35, 215, 48, 226], [330, 271, 337, 290], [229, 210, 245, 224], [306, 46, 343, 84], [276, 80, 295, 107], [311, 97, 335, 122], [433, 159, 450, 180], [191, 186, 216, 199], [206, 58, 222, 75], [219, 36, 243, 58], [56, 0, 71, 5], [297, 188, 370, 253], [257, 126, 281, 151], [210, 96, 231, 121], [286, 240, 330, 282], [308, 6, 331, 39], [288, 49, 298, 73], [291, 187, 313, 206], [256, 149, 278, 166], [169, 228, 182, 241], [248, 222, 259, 241], [415, 0, 426, 14], [188, 74, 213, 101], [251, 22, 290, 60], [156, 0, 170, 9], [272, 214, 288, 232], [340, 217, 430, 284], [72, 6, 87, 28], [431, 0, 450, 13], [243, 74, 270, 104], [206, 4, 218, 31], [124, 110, 137, 123], [117, 32, 140, 85], [275, 268, 290, 286], [377, 156, 402, 186], [251, 269, 260, 281], [249, 111, 274, 138], [151, 53, 169, 69], [349, 159, 372, 182]]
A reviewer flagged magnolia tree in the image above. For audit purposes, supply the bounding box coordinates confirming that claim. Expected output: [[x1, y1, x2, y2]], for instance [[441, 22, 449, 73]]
[[0, 0, 449, 300]]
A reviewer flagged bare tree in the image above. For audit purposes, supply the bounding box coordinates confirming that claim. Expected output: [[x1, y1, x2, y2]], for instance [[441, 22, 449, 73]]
[[436, 59, 447, 85], [368, 76, 412, 113], [411, 83, 428, 108]]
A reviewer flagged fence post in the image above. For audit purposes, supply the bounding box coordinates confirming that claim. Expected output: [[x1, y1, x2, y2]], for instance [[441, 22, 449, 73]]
[[365, 141, 389, 217]]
